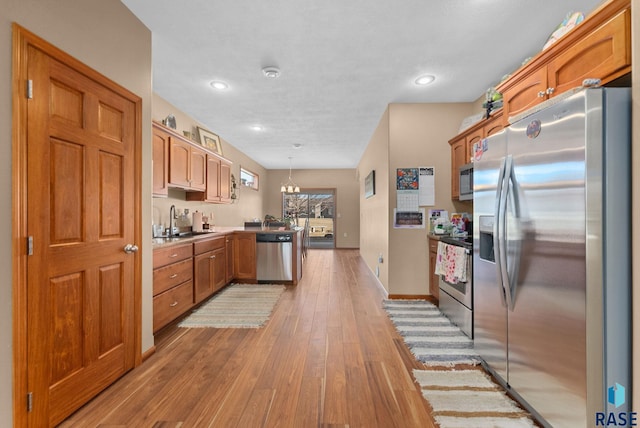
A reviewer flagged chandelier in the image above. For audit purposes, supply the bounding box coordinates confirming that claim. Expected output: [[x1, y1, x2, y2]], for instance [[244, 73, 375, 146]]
[[280, 157, 300, 193]]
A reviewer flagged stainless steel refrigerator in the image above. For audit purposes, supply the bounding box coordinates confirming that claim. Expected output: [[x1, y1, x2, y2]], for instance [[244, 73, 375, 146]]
[[473, 87, 631, 427]]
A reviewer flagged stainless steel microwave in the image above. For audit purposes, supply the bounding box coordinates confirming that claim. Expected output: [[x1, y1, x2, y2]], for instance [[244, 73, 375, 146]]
[[459, 163, 473, 201]]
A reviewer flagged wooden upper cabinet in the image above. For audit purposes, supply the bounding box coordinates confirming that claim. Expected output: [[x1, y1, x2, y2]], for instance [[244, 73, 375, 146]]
[[205, 156, 221, 202], [547, 8, 630, 96], [449, 137, 466, 200], [152, 125, 170, 197], [190, 146, 207, 191], [169, 138, 207, 191], [153, 121, 232, 202], [169, 138, 191, 188], [449, 112, 504, 200], [484, 111, 504, 137], [500, 66, 548, 122], [219, 160, 232, 203], [464, 128, 483, 165], [498, 0, 630, 124]]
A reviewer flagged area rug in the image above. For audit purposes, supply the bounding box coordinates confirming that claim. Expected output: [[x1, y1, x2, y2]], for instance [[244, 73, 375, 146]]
[[382, 300, 480, 366], [178, 283, 285, 328], [413, 369, 535, 428], [383, 299, 534, 427]]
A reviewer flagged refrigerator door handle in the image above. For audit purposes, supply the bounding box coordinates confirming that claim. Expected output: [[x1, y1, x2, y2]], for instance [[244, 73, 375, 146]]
[[494, 157, 508, 307], [505, 160, 523, 311], [498, 156, 514, 310]]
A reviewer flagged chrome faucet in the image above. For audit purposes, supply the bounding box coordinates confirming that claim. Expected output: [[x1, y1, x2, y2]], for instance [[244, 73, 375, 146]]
[[169, 205, 176, 237]]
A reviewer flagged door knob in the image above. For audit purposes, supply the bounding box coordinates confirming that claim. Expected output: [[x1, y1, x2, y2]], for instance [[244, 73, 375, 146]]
[[124, 244, 139, 254]]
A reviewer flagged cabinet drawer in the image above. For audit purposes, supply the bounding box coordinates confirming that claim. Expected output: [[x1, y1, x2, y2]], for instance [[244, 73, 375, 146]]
[[153, 258, 193, 296], [194, 236, 225, 255], [154, 243, 192, 269], [153, 280, 194, 332]]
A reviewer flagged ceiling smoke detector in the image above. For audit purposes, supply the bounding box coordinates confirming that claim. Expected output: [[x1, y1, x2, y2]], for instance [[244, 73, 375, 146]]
[[262, 66, 281, 79]]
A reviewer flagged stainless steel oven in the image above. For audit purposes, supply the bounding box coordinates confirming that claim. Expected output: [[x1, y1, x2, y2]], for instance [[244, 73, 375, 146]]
[[438, 237, 473, 338]]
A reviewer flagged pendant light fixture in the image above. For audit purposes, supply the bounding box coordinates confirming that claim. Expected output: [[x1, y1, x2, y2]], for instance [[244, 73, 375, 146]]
[[280, 157, 300, 193]]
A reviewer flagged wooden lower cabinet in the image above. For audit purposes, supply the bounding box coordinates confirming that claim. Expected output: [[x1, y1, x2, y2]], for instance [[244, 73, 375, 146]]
[[193, 236, 227, 303], [153, 243, 194, 332], [153, 281, 194, 332], [226, 235, 235, 283], [234, 233, 257, 281], [428, 237, 440, 303], [152, 232, 259, 334]]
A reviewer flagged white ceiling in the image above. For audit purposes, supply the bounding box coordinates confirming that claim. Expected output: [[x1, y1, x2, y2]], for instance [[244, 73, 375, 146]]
[[122, 0, 603, 169]]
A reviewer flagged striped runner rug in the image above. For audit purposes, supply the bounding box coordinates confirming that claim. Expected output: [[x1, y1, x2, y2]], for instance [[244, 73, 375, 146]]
[[384, 300, 536, 427], [178, 283, 285, 328], [382, 299, 480, 366]]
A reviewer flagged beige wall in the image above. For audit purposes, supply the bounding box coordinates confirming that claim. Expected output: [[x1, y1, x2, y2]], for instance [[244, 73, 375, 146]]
[[152, 95, 268, 228], [264, 169, 360, 248], [358, 103, 475, 295], [388, 104, 474, 295], [358, 108, 391, 290], [1, 0, 153, 425]]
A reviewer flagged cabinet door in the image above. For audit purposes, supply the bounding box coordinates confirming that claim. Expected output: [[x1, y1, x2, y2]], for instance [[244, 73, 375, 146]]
[[225, 236, 234, 283], [169, 138, 191, 188], [450, 138, 466, 200], [190, 147, 207, 191], [547, 9, 630, 96], [428, 248, 439, 302], [205, 156, 221, 201], [219, 160, 232, 203], [193, 251, 214, 304], [152, 127, 169, 196], [484, 112, 504, 138], [501, 66, 548, 123], [465, 129, 483, 166], [211, 247, 227, 292], [234, 233, 257, 280]]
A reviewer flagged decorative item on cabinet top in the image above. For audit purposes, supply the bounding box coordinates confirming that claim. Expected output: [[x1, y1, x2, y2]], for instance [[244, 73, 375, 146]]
[[198, 127, 223, 156]]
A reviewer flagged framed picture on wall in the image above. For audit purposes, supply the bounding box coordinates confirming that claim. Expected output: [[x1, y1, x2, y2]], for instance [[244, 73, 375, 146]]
[[197, 127, 223, 156], [364, 170, 375, 198]]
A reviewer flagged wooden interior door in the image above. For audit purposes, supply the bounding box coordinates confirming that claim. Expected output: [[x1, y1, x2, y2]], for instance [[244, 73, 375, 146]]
[[15, 28, 141, 427]]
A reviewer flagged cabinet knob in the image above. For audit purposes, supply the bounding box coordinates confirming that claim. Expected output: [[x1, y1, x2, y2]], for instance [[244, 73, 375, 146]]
[[124, 244, 139, 254], [537, 91, 546, 98], [169, 301, 178, 307], [169, 274, 178, 279], [210, 255, 216, 259], [546, 87, 555, 95]]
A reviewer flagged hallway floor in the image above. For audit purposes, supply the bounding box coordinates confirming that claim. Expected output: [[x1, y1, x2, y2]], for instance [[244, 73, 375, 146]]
[[60, 249, 437, 427]]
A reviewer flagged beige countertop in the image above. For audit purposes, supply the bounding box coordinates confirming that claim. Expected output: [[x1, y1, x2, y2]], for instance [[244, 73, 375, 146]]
[[152, 226, 302, 249]]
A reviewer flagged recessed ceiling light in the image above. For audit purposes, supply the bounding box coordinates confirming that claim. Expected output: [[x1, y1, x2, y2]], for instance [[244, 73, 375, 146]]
[[250, 125, 264, 131], [209, 80, 229, 90], [414, 74, 436, 86], [262, 66, 281, 79], [292, 143, 302, 149]]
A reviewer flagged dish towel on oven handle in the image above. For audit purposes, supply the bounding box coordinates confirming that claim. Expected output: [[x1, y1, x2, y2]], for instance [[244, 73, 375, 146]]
[[434, 242, 467, 284]]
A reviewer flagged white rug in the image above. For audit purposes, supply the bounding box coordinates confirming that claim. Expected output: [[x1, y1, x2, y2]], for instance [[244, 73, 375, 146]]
[[383, 300, 480, 366], [413, 369, 536, 428], [178, 283, 285, 328]]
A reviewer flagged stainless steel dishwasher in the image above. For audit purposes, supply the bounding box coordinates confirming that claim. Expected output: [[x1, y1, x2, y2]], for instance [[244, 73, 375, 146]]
[[256, 233, 293, 282]]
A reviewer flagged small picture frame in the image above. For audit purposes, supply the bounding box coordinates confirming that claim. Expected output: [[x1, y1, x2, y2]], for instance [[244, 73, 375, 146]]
[[197, 127, 223, 156], [364, 170, 375, 198]]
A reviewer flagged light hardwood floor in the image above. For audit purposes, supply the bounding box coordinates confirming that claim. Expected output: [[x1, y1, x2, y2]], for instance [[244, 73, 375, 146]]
[[60, 249, 436, 427]]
